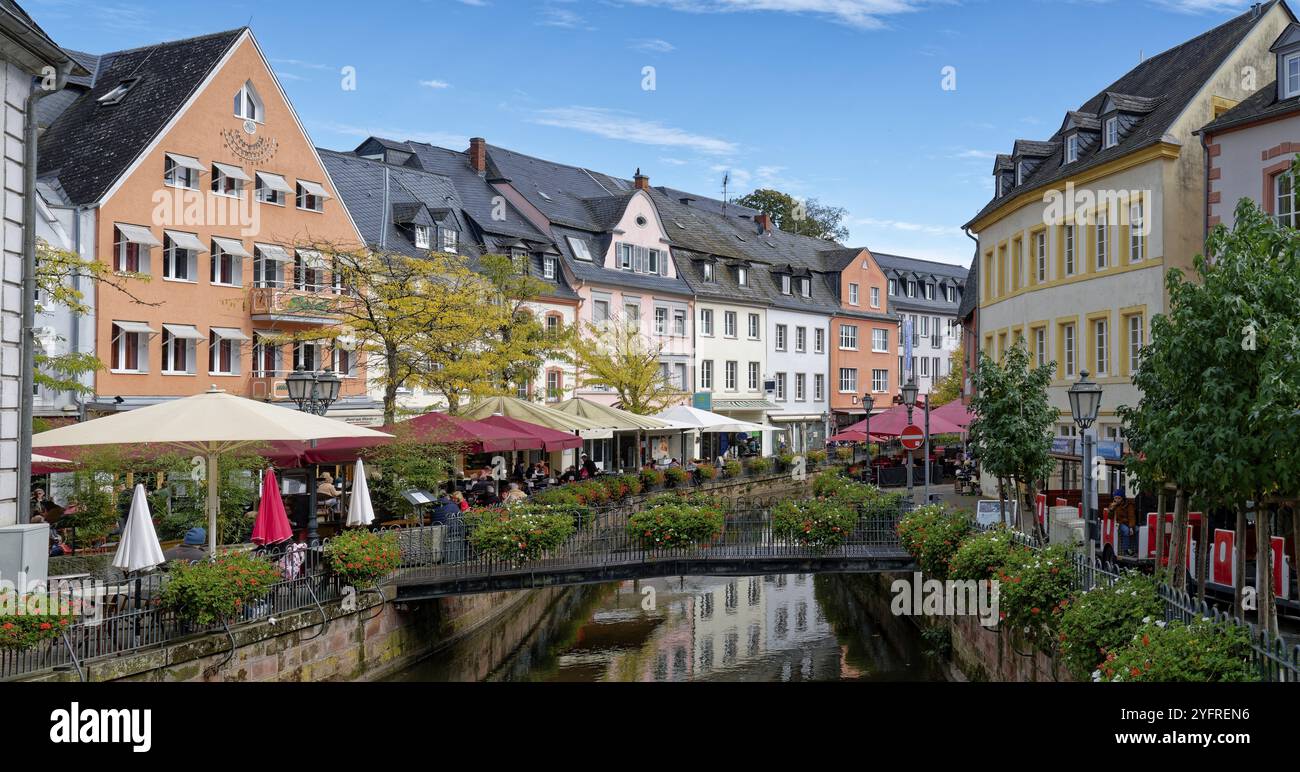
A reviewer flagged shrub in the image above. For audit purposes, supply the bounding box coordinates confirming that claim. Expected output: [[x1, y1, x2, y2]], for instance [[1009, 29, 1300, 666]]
[[639, 468, 665, 489], [160, 552, 281, 626], [531, 486, 581, 506], [572, 481, 608, 505], [663, 466, 689, 487], [723, 459, 742, 478], [695, 464, 717, 481], [745, 457, 771, 475], [948, 527, 1023, 582], [628, 496, 724, 549], [1096, 620, 1257, 682], [834, 446, 854, 462], [775, 452, 795, 470], [896, 504, 970, 580], [862, 490, 907, 521], [467, 503, 579, 562], [0, 591, 79, 650], [772, 499, 857, 550], [601, 474, 641, 500], [807, 449, 828, 466], [324, 530, 402, 586], [1058, 573, 1164, 680], [996, 544, 1076, 645]]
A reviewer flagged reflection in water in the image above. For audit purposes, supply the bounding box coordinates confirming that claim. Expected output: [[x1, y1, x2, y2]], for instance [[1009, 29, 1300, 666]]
[[394, 574, 946, 682]]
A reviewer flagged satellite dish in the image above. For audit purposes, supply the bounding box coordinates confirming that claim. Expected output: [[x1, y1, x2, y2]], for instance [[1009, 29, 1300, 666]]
[[243, 119, 257, 135]]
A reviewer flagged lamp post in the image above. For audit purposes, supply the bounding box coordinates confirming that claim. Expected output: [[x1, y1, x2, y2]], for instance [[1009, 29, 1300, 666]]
[[861, 393, 875, 482], [901, 377, 919, 504], [1068, 370, 1103, 558], [284, 367, 342, 547]]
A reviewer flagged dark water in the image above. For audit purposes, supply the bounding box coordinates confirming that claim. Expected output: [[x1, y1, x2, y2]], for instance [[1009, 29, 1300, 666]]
[[393, 574, 947, 682]]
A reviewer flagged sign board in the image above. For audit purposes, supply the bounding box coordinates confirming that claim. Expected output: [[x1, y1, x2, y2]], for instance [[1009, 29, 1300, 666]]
[[1034, 493, 1047, 528], [900, 424, 924, 451], [692, 391, 712, 411], [975, 499, 1016, 528], [1271, 536, 1289, 600], [1211, 529, 1235, 587], [1094, 440, 1124, 461], [401, 489, 437, 506], [1051, 437, 1076, 455]]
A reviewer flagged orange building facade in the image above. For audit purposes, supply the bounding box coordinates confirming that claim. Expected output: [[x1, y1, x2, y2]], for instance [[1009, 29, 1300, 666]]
[[827, 248, 898, 428]]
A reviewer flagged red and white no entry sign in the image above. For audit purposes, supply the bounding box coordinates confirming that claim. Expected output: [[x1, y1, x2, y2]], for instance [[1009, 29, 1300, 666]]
[[900, 424, 924, 451]]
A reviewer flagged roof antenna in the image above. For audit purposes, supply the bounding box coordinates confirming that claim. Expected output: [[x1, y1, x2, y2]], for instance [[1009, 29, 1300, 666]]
[[1138, 48, 1143, 64], [721, 171, 729, 213]]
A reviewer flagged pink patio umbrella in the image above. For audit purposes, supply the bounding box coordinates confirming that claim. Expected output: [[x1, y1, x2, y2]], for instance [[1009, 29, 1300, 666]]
[[826, 430, 870, 444], [251, 468, 294, 546], [841, 403, 964, 437], [930, 399, 974, 429]]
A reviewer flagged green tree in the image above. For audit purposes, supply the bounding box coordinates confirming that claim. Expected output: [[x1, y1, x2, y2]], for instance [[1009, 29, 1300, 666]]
[[929, 342, 965, 406], [564, 319, 683, 414], [967, 342, 1056, 533], [733, 188, 849, 241], [1119, 192, 1300, 634]]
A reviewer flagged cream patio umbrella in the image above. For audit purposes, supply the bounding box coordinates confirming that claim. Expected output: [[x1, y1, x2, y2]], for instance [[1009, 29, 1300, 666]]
[[345, 458, 375, 527], [554, 397, 689, 471], [460, 396, 612, 438], [33, 387, 392, 555], [112, 483, 166, 573]]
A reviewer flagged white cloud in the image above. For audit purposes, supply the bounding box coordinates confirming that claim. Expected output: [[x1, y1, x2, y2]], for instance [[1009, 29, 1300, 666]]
[[457, 0, 489, 5], [272, 57, 333, 71], [540, 5, 594, 29], [621, 0, 934, 30], [951, 149, 996, 160], [854, 216, 961, 238], [1151, 0, 1254, 13], [659, 157, 689, 165], [314, 121, 467, 150], [276, 71, 307, 82], [531, 106, 738, 154], [711, 165, 751, 188], [419, 79, 452, 89], [630, 37, 676, 52]]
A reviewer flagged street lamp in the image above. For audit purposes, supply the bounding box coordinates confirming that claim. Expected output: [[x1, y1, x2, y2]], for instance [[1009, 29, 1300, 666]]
[[901, 377, 918, 504], [1068, 370, 1104, 555], [286, 367, 341, 417], [861, 392, 874, 481]]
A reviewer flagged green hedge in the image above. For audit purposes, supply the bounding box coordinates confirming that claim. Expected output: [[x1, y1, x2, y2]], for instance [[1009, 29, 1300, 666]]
[[628, 494, 724, 549], [467, 503, 581, 562], [772, 499, 857, 551]]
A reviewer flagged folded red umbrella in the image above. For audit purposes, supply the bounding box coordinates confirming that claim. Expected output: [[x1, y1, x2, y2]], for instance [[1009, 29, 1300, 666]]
[[251, 468, 294, 546]]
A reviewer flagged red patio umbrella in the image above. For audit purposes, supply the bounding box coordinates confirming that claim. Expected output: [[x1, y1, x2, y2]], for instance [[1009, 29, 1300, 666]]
[[930, 399, 973, 429], [391, 411, 537, 452], [477, 415, 583, 452], [826, 430, 870, 443], [251, 468, 294, 545], [841, 404, 965, 437]]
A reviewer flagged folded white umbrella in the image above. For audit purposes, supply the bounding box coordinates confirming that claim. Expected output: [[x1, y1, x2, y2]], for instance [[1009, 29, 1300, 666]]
[[346, 458, 375, 527], [112, 484, 166, 573]]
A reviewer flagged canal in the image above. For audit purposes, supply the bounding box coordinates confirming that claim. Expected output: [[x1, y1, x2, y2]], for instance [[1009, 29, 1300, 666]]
[[391, 574, 948, 682]]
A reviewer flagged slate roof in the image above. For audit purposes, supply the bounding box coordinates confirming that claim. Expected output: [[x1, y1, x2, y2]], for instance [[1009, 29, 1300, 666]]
[[872, 252, 967, 315], [966, 1, 1291, 229], [37, 28, 245, 205], [1201, 79, 1300, 133], [956, 250, 979, 322]]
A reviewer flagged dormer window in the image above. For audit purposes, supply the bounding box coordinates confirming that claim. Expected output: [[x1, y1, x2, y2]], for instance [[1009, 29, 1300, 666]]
[[800, 278, 811, 297], [1016, 162, 1025, 186], [1064, 134, 1079, 164], [543, 256, 557, 280], [414, 225, 431, 250], [1286, 52, 1300, 98], [997, 176, 1005, 198], [702, 261, 715, 282], [1104, 116, 1119, 149], [439, 227, 459, 254], [234, 80, 263, 123], [781, 274, 791, 294], [737, 266, 748, 286], [98, 78, 139, 105], [566, 236, 592, 261]]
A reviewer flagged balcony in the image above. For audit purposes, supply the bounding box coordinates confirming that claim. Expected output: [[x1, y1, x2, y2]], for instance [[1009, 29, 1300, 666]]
[[249, 283, 350, 325]]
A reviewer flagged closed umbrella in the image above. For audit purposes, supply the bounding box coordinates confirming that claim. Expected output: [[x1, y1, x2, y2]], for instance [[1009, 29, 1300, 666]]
[[111, 483, 165, 573], [346, 458, 374, 527], [251, 468, 293, 545]]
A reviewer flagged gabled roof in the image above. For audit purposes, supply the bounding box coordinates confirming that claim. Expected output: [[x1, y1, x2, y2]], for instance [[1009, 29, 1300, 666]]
[[1100, 92, 1162, 114], [37, 28, 245, 205], [1012, 139, 1056, 158], [1201, 77, 1300, 133], [967, 1, 1292, 230]]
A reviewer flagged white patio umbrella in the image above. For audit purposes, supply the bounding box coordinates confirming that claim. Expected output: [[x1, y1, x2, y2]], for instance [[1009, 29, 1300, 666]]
[[346, 458, 375, 527], [112, 483, 165, 573], [34, 387, 392, 555], [653, 404, 782, 433]]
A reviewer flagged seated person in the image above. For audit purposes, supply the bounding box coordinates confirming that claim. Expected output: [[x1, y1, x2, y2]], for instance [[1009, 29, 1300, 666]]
[[477, 483, 501, 507], [501, 482, 528, 505], [451, 491, 470, 512], [560, 465, 579, 483], [164, 528, 208, 566], [317, 473, 343, 512]]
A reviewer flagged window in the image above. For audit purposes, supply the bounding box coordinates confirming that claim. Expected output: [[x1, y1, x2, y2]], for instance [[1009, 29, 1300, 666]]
[[725, 361, 737, 391], [872, 369, 888, 393], [1130, 200, 1146, 260], [1064, 225, 1075, 275], [111, 322, 150, 372], [814, 373, 825, 401], [233, 80, 263, 122], [781, 275, 791, 295], [567, 236, 592, 261], [839, 324, 858, 350], [1277, 172, 1297, 228], [414, 225, 431, 249], [814, 328, 825, 354], [655, 307, 668, 335], [591, 299, 610, 323], [546, 370, 562, 402], [1016, 161, 1025, 186], [800, 278, 811, 297], [253, 244, 286, 288], [546, 314, 562, 339], [113, 225, 157, 273], [924, 283, 934, 300], [164, 153, 201, 189], [1065, 134, 1079, 164], [209, 329, 243, 376], [673, 309, 686, 336], [775, 324, 787, 351], [1104, 116, 1119, 148], [293, 341, 323, 372], [701, 261, 714, 282], [700, 308, 714, 336], [872, 328, 889, 353], [1035, 231, 1047, 281], [543, 256, 557, 280], [775, 373, 787, 401], [747, 362, 760, 392], [1095, 214, 1108, 269], [795, 326, 806, 352], [1286, 52, 1300, 98], [700, 359, 714, 390], [870, 286, 880, 308], [97, 78, 138, 105], [888, 279, 897, 296], [336, 347, 356, 378], [252, 337, 280, 377], [162, 232, 199, 282], [254, 171, 291, 205], [849, 283, 859, 305], [1063, 323, 1076, 378], [906, 280, 916, 298], [617, 243, 666, 275], [1128, 314, 1144, 373], [724, 311, 737, 338], [294, 250, 326, 291], [1094, 318, 1109, 376], [1034, 327, 1046, 368], [839, 368, 858, 394], [795, 373, 806, 401], [944, 284, 955, 302], [920, 316, 930, 337], [920, 357, 930, 377], [515, 378, 532, 400], [737, 266, 748, 286], [296, 180, 329, 212], [211, 162, 247, 197], [747, 313, 760, 339], [625, 302, 640, 324], [161, 325, 199, 375], [210, 238, 245, 287]]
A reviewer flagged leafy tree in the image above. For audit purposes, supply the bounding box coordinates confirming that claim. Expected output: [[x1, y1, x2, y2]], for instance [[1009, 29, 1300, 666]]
[[362, 427, 459, 517], [733, 188, 849, 241], [1119, 192, 1300, 633], [929, 342, 965, 406], [967, 343, 1056, 533], [477, 253, 570, 400], [564, 319, 683, 414]]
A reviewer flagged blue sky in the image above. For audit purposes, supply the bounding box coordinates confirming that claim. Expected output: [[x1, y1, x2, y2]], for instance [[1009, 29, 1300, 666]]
[[27, 0, 1278, 266]]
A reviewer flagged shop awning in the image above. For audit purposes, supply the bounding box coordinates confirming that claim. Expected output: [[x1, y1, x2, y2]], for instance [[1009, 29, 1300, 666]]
[[477, 414, 583, 452], [553, 397, 677, 432], [210, 327, 251, 341], [653, 405, 782, 433], [165, 152, 204, 172], [461, 395, 609, 437], [388, 411, 534, 453], [163, 230, 207, 253], [255, 171, 293, 194], [711, 398, 780, 412], [212, 161, 251, 181], [161, 323, 204, 340], [115, 223, 161, 247], [211, 236, 250, 258]]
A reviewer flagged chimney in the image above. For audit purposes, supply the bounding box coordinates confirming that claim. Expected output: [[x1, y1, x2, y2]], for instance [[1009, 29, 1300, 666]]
[[468, 137, 487, 173], [755, 212, 773, 234], [633, 167, 649, 191]]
